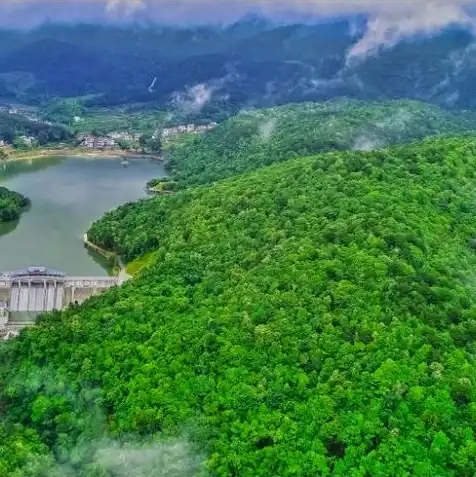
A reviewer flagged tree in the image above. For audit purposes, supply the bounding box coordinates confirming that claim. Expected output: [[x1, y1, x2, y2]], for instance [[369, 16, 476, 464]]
[[0, 186, 30, 221], [40, 99, 84, 126], [139, 134, 150, 151], [117, 139, 132, 151], [148, 136, 162, 153], [12, 137, 33, 151], [91, 128, 107, 138], [139, 134, 162, 154]]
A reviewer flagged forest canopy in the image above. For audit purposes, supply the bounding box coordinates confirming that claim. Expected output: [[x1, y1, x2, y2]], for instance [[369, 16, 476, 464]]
[[0, 186, 30, 222], [0, 112, 72, 144], [159, 99, 476, 190], [2, 136, 476, 475]]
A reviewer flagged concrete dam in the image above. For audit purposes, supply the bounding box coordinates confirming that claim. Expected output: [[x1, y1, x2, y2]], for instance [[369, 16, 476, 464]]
[[0, 266, 122, 335]]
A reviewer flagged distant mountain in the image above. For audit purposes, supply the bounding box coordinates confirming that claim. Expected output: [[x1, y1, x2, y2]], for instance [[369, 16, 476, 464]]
[[1, 21, 476, 110]]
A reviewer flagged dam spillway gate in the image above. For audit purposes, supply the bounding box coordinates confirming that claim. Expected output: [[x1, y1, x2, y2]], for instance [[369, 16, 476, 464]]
[[0, 267, 121, 335]]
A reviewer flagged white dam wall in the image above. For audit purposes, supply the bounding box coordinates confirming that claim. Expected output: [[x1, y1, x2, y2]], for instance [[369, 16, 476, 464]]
[[10, 282, 64, 312], [0, 268, 122, 335]]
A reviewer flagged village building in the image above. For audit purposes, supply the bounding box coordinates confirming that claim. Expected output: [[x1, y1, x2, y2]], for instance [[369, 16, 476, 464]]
[[160, 122, 218, 140], [107, 131, 141, 142], [78, 133, 117, 150], [19, 135, 37, 146]]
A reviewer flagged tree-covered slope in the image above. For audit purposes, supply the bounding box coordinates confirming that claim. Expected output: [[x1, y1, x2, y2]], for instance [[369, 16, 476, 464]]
[[3, 137, 476, 475], [162, 100, 476, 189], [0, 186, 30, 221], [0, 111, 72, 144]]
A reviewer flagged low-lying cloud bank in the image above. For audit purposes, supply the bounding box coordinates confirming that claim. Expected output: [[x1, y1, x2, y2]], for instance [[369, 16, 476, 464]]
[[2, 1, 476, 56], [2, 0, 475, 26], [54, 439, 204, 477]]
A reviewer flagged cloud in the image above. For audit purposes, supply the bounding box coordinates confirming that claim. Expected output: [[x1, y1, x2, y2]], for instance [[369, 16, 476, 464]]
[[170, 72, 239, 114], [105, 0, 146, 16], [0, 0, 471, 25], [171, 83, 215, 114], [345, 2, 475, 59], [46, 438, 204, 476], [4, 363, 204, 476], [1, 0, 476, 57], [91, 440, 203, 477], [258, 118, 277, 140], [352, 135, 382, 151]]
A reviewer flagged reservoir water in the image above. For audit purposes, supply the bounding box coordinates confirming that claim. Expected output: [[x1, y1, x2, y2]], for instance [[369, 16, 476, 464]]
[[0, 156, 165, 276]]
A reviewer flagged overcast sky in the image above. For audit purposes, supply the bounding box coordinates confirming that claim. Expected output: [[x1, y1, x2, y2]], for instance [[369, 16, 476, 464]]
[[1, 1, 475, 56], [0, 1, 472, 26]]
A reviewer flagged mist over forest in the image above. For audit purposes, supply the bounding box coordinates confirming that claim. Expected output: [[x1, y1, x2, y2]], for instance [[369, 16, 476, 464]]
[[1, 9, 476, 112]]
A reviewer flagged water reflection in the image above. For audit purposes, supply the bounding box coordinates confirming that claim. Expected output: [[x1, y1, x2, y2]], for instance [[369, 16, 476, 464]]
[[0, 156, 165, 275], [0, 156, 65, 182], [85, 247, 116, 276], [0, 218, 20, 238]]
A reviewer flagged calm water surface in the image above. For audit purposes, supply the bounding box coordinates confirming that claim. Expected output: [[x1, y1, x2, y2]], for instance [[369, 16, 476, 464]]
[[0, 156, 165, 275]]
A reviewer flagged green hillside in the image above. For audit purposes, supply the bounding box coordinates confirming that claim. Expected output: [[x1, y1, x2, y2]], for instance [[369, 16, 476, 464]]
[[3, 137, 476, 475], [160, 100, 476, 190], [0, 111, 72, 145]]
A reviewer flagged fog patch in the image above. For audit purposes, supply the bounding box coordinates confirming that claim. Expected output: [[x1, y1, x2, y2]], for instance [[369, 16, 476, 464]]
[[308, 77, 344, 92], [170, 72, 239, 114], [352, 135, 383, 151], [237, 107, 255, 116], [445, 90, 461, 106], [427, 75, 451, 98], [172, 83, 214, 114], [346, 2, 476, 62], [3, 363, 205, 476], [96, 440, 202, 477], [4, 0, 476, 36], [376, 108, 414, 132], [106, 0, 146, 17], [54, 438, 205, 477], [444, 43, 476, 79], [258, 118, 277, 140]]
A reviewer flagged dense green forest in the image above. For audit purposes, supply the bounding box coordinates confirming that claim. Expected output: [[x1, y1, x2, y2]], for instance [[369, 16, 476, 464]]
[[0, 111, 72, 144], [155, 99, 476, 190], [3, 136, 476, 474], [0, 186, 30, 221]]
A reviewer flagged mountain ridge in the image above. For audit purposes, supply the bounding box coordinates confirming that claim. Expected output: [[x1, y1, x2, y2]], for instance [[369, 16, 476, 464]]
[[1, 22, 476, 110], [3, 135, 476, 475]]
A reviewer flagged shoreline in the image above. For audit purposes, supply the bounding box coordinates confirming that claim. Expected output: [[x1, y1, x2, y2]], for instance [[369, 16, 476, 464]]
[[83, 233, 131, 281], [1, 149, 165, 283], [3, 148, 165, 164], [83, 233, 117, 263]]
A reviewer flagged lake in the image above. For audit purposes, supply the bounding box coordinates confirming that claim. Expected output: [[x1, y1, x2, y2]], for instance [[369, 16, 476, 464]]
[[0, 156, 165, 276]]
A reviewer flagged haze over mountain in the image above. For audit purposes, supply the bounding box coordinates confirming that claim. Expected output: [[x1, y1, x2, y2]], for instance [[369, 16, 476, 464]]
[[2, 1, 476, 34], [3, 1, 476, 60], [2, 16, 476, 112]]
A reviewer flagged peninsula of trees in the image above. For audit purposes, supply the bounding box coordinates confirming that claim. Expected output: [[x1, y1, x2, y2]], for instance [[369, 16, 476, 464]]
[[0, 186, 30, 222]]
